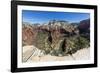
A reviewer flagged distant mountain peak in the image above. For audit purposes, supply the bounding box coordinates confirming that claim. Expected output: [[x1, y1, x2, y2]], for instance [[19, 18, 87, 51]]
[[45, 20, 70, 26]]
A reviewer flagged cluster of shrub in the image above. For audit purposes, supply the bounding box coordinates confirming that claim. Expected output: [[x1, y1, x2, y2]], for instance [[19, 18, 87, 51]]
[[34, 30, 90, 56], [50, 35, 90, 56]]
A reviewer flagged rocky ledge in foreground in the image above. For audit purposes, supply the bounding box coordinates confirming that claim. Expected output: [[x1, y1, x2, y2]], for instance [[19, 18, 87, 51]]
[[22, 45, 90, 62]]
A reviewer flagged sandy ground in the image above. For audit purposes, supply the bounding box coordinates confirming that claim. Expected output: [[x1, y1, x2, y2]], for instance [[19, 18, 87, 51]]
[[22, 45, 90, 62]]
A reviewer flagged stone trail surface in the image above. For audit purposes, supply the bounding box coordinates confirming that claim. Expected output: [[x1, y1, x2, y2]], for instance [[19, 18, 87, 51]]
[[22, 45, 90, 62]]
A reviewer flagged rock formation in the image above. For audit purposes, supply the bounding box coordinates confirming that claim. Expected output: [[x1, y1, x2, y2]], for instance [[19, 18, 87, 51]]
[[22, 19, 90, 59]]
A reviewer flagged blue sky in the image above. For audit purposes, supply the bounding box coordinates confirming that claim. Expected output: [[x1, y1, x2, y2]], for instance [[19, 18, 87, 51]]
[[22, 10, 90, 24]]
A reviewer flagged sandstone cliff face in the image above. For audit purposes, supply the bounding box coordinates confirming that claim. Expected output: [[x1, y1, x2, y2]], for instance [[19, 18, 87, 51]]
[[78, 19, 90, 33], [22, 25, 38, 45], [22, 19, 90, 56], [78, 19, 90, 40]]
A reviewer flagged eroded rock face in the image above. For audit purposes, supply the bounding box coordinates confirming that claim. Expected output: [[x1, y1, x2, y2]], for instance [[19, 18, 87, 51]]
[[22, 22, 78, 51], [78, 19, 90, 33], [78, 19, 90, 40], [22, 20, 78, 46], [22, 25, 38, 45], [22, 19, 90, 56]]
